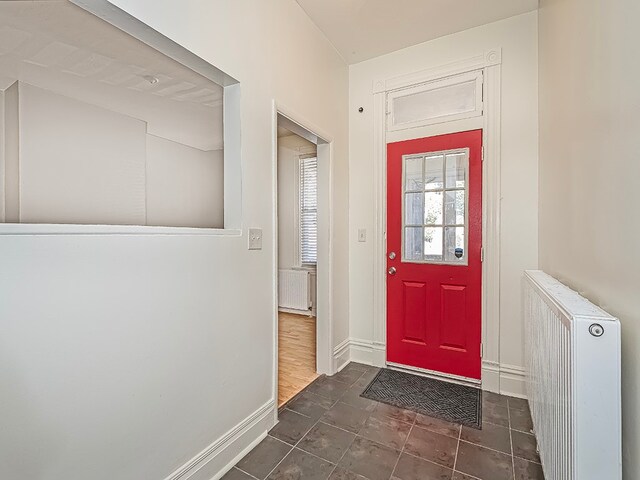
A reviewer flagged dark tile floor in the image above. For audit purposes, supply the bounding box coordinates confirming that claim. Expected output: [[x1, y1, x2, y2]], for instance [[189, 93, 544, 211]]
[[224, 363, 545, 480]]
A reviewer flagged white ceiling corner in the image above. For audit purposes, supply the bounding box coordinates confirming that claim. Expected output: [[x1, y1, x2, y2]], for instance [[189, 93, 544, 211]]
[[0, 0, 224, 150], [295, 0, 539, 64]]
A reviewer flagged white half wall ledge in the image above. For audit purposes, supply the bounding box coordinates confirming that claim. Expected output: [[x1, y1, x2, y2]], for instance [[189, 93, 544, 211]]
[[163, 400, 275, 480], [0, 224, 242, 236]]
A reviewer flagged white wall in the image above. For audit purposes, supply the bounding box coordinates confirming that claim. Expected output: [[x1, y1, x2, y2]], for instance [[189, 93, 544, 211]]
[[13, 82, 224, 228], [277, 133, 316, 271], [2, 81, 19, 222], [538, 0, 640, 477], [147, 135, 224, 229], [0, 1, 349, 480], [348, 12, 538, 392], [19, 82, 148, 225], [0, 88, 5, 222]]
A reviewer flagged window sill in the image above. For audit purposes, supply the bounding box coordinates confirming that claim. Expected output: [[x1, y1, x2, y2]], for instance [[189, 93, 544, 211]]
[[0, 223, 242, 237], [293, 264, 317, 272]]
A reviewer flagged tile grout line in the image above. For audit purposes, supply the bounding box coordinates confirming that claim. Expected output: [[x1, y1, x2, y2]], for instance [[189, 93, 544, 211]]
[[326, 431, 358, 479], [409, 420, 462, 440], [271, 369, 371, 479], [455, 438, 515, 457], [232, 466, 261, 480], [508, 403, 516, 480], [323, 368, 371, 479], [262, 412, 322, 479], [451, 423, 462, 477], [232, 365, 359, 479], [387, 408, 418, 480], [244, 366, 538, 480]]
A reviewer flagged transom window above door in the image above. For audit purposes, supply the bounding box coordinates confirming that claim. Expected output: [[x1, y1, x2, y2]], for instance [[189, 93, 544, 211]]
[[387, 71, 483, 131], [402, 149, 469, 264]]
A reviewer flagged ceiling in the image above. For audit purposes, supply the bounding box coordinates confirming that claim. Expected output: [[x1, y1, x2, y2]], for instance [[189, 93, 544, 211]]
[[295, 0, 539, 63], [278, 126, 296, 138], [0, 0, 223, 150]]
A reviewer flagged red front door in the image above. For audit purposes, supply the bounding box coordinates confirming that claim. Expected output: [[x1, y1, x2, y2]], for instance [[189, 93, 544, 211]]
[[386, 130, 482, 380]]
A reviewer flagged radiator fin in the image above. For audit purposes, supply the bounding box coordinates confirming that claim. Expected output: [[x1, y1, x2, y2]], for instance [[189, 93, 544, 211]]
[[524, 270, 621, 480], [278, 269, 311, 311]]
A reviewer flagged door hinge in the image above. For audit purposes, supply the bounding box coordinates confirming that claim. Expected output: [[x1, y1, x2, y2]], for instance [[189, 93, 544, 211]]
[[480, 343, 484, 358], [480, 247, 484, 262], [481, 146, 485, 162]]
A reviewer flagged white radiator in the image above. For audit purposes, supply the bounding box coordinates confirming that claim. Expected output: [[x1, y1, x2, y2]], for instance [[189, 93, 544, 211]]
[[278, 269, 313, 312], [524, 270, 621, 480]]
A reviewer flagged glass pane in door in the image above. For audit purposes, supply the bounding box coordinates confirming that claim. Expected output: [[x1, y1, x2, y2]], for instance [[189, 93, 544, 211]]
[[401, 148, 469, 264]]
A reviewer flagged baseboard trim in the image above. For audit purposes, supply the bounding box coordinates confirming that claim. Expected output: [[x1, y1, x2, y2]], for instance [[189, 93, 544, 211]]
[[332, 338, 386, 369], [482, 360, 501, 393], [499, 363, 526, 398], [482, 360, 526, 398], [278, 307, 315, 317], [164, 400, 276, 480], [349, 338, 386, 367], [333, 338, 350, 373], [333, 340, 526, 399]]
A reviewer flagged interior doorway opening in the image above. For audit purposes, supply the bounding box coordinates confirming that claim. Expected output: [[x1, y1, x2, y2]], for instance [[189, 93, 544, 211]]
[[276, 123, 319, 406], [274, 111, 331, 408]]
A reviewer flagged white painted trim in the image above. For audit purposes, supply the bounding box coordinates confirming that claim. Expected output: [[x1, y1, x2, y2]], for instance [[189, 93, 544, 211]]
[[342, 338, 386, 367], [386, 116, 484, 144], [278, 307, 315, 317], [482, 360, 501, 393], [371, 49, 503, 390], [164, 400, 276, 480], [481, 60, 502, 393], [0, 224, 242, 236], [373, 49, 502, 94], [336, 339, 524, 398], [482, 360, 526, 398], [371, 86, 387, 358], [498, 363, 526, 399], [333, 338, 351, 373]]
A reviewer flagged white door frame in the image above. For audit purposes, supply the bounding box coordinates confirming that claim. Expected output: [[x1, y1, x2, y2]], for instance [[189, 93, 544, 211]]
[[371, 49, 503, 392], [271, 101, 334, 417]]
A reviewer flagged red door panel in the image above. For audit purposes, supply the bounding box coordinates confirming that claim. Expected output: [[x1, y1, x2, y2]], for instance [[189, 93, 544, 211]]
[[402, 281, 428, 344], [386, 130, 482, 379]]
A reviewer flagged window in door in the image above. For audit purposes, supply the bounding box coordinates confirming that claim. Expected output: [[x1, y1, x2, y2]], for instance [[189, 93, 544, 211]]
[[402, 149, 469, 264], [299, 156, 318, 265]]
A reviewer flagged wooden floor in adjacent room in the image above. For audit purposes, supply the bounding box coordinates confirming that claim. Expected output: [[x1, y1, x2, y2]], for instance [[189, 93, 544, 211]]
[[278, 312, 318, 407]]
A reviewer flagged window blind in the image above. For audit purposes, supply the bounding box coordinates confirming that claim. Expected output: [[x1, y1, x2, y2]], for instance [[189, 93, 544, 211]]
[[299, 156, 318, 265]]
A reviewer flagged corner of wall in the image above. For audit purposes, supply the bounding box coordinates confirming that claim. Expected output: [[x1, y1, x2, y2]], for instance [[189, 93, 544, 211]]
[[163, 400, 276, 480]]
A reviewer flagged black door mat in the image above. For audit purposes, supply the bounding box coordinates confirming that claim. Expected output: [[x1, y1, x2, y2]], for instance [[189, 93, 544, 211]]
[[361, 368, 482, 429]]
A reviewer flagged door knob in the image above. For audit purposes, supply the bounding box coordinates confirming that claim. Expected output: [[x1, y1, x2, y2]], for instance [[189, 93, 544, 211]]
[[388, 267, 397, 275], [388, 251, 396, 260]]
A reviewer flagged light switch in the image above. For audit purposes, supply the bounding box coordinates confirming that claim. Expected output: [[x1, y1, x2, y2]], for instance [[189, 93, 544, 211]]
[[248, 228, 263, 250], [358, 228, 367, 242]]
